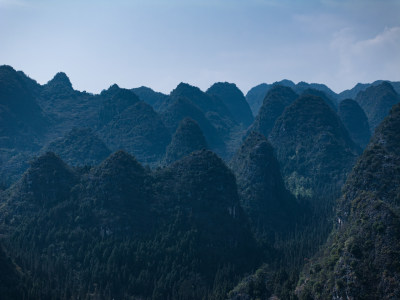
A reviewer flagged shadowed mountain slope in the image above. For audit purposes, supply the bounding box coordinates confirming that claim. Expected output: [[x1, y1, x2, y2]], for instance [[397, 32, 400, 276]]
[[206, 82, 254, 127], [269, 95, 360, 201], [338, 99, 371, 149], [249, 85, 298, 138], [164, 118, 208, 165], [43, 128, 111, 166], [297, 102, 400, 300], [355, 81, 400, 131]]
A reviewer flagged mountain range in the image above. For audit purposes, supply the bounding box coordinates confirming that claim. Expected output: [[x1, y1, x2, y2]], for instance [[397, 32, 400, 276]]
[[1, 64, 400, 299]]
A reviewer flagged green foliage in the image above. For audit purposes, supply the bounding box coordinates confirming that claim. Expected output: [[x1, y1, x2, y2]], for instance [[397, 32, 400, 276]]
[[0, 150, 259, 299], [297, 103, 400, 299], [2, 65, 399, 300], [132, 86, 168, 111], [43, 127, 111, 166], [99, 101, 171, 164], [269, 94, 360, 208]]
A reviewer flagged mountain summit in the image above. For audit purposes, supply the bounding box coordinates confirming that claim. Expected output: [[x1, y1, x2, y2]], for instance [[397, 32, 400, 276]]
[[356, 81, 400, 131], [206, 82, 254, 127], [269, 94, 360, 200]]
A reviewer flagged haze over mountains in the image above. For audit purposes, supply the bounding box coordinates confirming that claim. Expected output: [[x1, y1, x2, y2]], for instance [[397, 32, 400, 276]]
[[1, 64, 400, 299]]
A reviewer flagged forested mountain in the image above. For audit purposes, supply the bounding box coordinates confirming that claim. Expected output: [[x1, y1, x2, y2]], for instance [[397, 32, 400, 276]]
[[132, 86, 168, 111], [246, 79, 400, 116], [0, 64, 398, 299], [355, 81, 400, 131], [166, 83, 238, 144], [248, 85, 298, 138], [0, 65, 48, 151], [229, 131, 300, 243], [0, 66, 48, 186], [0, 150, 259, 299], [97, 84, 140, 127], [245, 83, 270, 115], [206, 82, 254, 127], [43, 127, 111, 166], [169, 83, 235, 124], [300, 88, 337, 111], [297, 102, 400, 300], [160, 97, 224, 154], [99, 101, 171, 164], [38, 72, 98, 137], [245, 80, 337, 115], [164, 118, 208, 165], [338, 99, 371, 149], [338, 80, 400, 101], [0, 242, 24, 300], [269, 94, 360, 203]]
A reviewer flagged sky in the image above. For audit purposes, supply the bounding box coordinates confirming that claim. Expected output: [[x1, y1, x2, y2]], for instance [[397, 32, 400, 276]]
[[1, 0, 399, 95]]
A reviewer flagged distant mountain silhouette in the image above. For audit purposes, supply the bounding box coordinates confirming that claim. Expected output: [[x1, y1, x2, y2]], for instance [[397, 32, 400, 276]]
[[355, 81, 400, 131], [132, 86, 168, 111], [300, 88, 337, 111], [98, 84, 140, 127], [296, 81, 338, 101], [42, 72, 74, 97], [99, 101, 171, 164], [338, 80, 400, 101], [248, 85, 298, 138], [206, 82, 254, 127], [245, 83, 271, 115], [246, 80, 337, 115], [169, 83, 237, 140], [37, 71, 98, 136], [338, 99, 371, 148]]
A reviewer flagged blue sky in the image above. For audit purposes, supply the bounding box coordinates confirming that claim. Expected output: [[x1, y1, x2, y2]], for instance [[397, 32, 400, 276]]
[[1, 0, 399, 94]]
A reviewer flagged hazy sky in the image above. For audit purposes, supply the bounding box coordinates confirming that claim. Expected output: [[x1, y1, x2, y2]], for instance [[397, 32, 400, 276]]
[[1, 0, 399, 94]]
